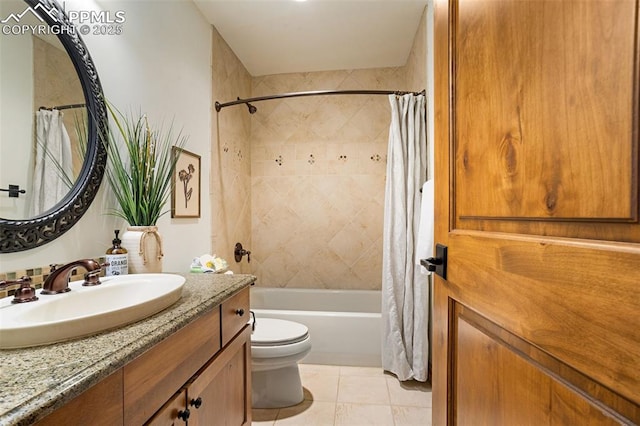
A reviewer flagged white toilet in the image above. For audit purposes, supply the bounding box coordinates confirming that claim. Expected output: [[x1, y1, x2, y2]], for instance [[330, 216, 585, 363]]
[[251, 317, 312, 408]]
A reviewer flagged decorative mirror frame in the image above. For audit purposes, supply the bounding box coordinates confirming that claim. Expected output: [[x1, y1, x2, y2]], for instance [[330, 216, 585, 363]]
[[0, 0, 108, 253]]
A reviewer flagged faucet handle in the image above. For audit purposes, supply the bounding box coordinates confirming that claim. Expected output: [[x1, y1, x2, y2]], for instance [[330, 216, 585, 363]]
[[0, 276, 39, 304], [83, 270, 102, 286]]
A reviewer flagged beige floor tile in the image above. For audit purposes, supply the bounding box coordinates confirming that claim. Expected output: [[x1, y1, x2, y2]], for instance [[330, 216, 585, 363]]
[[386, 377, 432, 407], [392, 406, 433, 426], [339, 366, 385, 377], [252, 408, 279, 425], [252, 363, 434, 425], [337, 376, 390, 405], [301, 374, 340, 402], [275, 400, 337, 425], [334, 403, 394, 426]]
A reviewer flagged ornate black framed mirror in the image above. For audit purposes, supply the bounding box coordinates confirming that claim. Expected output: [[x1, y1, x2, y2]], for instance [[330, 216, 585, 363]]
[[0, 0, 108, 253]]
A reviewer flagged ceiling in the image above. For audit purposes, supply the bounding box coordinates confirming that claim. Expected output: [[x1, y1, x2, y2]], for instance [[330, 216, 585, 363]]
[[193, 0, 428, 77]]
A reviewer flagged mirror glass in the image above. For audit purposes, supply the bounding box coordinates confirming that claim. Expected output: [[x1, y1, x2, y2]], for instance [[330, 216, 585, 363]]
[[0, 0, 87, 220], [0, 0, 108, 253]]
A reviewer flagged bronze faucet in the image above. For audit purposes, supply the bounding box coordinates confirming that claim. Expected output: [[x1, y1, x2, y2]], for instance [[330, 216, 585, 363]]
[[0, 276, 38, 303], [41, 259, 103, 295]]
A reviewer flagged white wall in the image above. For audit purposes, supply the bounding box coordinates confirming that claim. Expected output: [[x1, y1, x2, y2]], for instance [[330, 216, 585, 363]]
[[427, 0, 435, 178], [0, 1, 34, 220], [0, 0, 212, 273]]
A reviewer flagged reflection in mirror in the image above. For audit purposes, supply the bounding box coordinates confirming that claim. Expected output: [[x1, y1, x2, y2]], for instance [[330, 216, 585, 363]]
[[0, 0, 87, 220], [0, 0, 108, 253]]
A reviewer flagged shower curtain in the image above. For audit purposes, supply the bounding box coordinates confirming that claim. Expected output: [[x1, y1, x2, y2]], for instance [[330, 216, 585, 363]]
[[382, 93, 429, 381], [30, 109, 73, 216]]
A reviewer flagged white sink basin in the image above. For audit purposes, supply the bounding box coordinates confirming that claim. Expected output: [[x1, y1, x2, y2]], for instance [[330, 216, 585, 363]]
[[0, 273, 185, 349]]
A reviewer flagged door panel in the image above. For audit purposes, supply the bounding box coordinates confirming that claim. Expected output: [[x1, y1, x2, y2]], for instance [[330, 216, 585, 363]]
[[455, 306, 624, 425], [454, 0, 637, 222], [433, 0, 640, 424]]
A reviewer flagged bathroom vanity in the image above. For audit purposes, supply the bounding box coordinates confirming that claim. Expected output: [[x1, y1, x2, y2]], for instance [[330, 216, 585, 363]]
[[0, 273, 255, 426]]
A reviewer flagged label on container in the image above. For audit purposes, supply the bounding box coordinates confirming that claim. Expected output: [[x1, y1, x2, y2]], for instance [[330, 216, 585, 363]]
[[105, 254, 128, 276]]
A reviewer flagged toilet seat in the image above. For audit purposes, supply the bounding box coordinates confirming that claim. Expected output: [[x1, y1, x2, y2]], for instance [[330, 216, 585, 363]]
[[251, 318, 309, 347]]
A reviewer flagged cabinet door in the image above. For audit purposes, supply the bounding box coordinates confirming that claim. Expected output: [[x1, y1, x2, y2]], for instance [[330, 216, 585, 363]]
[[146, 389, 187, 426], [188, 326, 252, 426]]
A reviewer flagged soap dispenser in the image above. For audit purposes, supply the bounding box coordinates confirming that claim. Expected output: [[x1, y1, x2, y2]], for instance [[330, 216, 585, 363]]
[[105, 230, 128, 276]]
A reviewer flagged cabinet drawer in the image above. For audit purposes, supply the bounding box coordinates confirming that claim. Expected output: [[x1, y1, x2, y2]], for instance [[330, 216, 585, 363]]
[[221, 287, 250, 347], [124, 308, 221, 425]]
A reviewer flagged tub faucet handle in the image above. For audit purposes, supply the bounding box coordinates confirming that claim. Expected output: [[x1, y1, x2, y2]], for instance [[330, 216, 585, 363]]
[[234, 242, 251, 263]]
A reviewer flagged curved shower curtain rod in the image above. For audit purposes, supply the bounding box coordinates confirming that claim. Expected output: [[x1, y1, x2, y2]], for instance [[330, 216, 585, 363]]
[[214, 89, 426, 114]]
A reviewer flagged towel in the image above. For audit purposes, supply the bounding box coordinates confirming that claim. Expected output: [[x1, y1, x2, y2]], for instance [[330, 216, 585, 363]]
[[415, 179, 434, 274]]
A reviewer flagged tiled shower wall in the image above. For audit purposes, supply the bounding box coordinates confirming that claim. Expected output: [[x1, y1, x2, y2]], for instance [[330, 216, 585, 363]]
[[211, 27, 253, 274], [249, 70, 396, 290], [211, 8, 427, 289], [249, 10, 427, 290]]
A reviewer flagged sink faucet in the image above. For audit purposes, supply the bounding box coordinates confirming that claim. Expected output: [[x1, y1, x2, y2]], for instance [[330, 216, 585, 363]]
[[41, 259, 103, 295]]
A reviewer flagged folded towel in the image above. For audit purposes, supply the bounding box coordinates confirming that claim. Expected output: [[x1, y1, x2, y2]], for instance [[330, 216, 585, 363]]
[[415, 179, 434, 274], [190, 254, 229, 273]]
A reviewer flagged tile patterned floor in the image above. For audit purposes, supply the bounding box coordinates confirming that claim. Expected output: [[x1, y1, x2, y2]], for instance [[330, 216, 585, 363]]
[[252, 364, 432, 426]]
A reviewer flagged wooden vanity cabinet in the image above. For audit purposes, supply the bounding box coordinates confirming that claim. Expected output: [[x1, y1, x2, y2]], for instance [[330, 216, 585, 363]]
[[36, 286, 251, 426], [148, 288, 252, 426]]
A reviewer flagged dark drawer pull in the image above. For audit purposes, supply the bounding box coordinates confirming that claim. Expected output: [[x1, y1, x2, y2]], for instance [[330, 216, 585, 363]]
[[235, 308, 245, 316]]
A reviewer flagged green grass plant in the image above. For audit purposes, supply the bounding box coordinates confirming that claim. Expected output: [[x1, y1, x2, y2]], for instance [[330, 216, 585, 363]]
[[104, 104, 187, 226]]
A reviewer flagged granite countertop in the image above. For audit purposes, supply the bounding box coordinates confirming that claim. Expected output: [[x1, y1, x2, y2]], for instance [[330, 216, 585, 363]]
[[0, 272, 256, 426]]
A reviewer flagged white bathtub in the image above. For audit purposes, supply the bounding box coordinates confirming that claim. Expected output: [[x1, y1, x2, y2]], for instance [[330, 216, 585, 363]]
[[251, 287, 382, 367]]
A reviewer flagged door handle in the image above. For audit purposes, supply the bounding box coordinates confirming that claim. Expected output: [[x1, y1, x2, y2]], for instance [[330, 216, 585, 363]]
[[420, 244, 447, 280]]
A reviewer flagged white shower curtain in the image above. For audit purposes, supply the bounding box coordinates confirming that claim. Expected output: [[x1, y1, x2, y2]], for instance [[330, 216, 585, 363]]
[[30, 110, 73, 216], [382, 93, 429, 381]]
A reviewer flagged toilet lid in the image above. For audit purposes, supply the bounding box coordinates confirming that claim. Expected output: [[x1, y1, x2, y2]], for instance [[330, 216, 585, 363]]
[[251, 318, 309, 346]]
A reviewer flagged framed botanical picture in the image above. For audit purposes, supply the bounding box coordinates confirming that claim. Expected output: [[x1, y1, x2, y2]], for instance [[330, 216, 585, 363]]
[[171, 147, 201, 218]]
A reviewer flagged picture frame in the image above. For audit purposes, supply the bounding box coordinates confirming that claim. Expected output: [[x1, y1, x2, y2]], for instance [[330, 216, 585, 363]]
[[171, 147, 201, 218]]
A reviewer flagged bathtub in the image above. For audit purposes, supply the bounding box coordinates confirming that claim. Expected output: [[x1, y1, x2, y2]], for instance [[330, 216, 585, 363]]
[[250, 287, 382, 367]]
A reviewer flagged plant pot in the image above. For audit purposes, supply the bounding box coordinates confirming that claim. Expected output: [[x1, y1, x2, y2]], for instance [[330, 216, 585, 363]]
[[121, 226, 163, 274]]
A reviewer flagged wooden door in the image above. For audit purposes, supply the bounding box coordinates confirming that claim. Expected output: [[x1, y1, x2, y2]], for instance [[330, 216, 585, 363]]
[[433, 0, 640, 424]]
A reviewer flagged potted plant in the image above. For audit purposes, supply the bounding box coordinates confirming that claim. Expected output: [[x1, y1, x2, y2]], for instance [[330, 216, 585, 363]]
[[104, 104, 187, 273]]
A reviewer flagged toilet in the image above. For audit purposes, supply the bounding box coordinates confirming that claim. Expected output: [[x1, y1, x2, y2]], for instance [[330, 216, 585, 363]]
[[250, 317, 312, 408]]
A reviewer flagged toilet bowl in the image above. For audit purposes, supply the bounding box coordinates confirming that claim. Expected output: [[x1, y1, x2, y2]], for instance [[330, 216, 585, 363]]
[[251, 317, 312, 409]]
